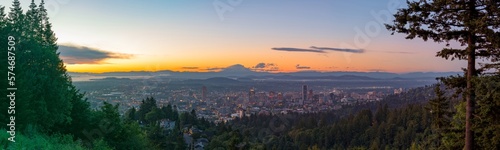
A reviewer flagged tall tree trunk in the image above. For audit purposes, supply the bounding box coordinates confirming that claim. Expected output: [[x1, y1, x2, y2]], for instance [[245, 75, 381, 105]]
[[465, 1, 477, 148], [465, 41, 475, 150], [465, 5, 477, 150]]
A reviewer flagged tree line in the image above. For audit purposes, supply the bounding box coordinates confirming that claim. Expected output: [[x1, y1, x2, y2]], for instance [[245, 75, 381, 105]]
[[207, 78, 499, 149]]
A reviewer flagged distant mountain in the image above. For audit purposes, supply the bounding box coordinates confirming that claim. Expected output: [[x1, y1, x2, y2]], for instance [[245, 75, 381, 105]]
[[253, 75, 378, 81], [204, 77, 240, 83], [89, 77, 131, 81], [218, 64, 261, 77], [276, 71, 400, 79], [336, 75, 378, 80], [184, 77, 240, 85], [220, 64, 252, 73], [68, 64, 462, 81], [398, 72, 462, 78]]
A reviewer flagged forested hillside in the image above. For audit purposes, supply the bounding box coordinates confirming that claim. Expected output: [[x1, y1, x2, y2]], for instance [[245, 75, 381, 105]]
[[207, 78, 499, 149]]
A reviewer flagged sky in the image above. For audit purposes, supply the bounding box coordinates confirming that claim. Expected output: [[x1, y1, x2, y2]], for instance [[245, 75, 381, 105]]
[[1, 0, 467, 73]]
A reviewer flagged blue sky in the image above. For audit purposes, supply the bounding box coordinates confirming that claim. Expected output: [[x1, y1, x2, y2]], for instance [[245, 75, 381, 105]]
[[0, 0, 466, 73]]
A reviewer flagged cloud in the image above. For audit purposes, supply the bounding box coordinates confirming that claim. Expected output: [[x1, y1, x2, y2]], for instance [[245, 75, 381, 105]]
[[252, 63, 279, 72], [253, 63, 275, 68], [182, 67, 199, 70], [310, 46, 364, 53], [204, 67, 226, 71], [296, 64, 311, 70], [272, 46, 365, 54], [254, 63, 267, 69], [58, 45, 133, 64], [266, 67, 280, 71], [272, 47, 326, 53]]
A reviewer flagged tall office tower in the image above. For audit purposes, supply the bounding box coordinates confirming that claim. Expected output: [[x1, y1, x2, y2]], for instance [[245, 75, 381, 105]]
[[202, 86, 207, 101], [277, 92, 283, 100], [249, 88, 256, 102], [269, 91, 276, 100], [308, 89, 313, 100], [302, 85, 307, 102]]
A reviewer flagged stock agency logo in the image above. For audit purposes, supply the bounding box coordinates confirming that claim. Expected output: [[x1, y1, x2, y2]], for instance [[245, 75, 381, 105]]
[[213, 0, 244, 21]]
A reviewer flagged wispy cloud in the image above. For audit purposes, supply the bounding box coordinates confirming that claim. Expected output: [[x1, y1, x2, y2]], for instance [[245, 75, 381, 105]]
[[254, 63, 269, 69], [204, 67, 226, 71], [272, 47, 326, 53], [181, 67, 199, 70], [272, 46, 364, 54], [58, 45, 133, 64], [310, 46, 364, 53], [252, 62, 279, 72], [296, 64, 311, 70]]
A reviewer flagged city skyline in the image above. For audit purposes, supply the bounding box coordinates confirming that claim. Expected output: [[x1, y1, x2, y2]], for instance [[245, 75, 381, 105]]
[[0, 0, 468, 73]]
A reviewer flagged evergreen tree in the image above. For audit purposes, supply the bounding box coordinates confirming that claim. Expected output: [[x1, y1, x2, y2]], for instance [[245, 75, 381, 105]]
[[426, 84, 451, 148], [471, 75, 500, 149], [164, 103, 174, 120], [374, 103, 388, 124], [442, 100, 467, 149], [93, 102, 151, 149], [126, 107, 137, 121], [25, 0, 40, 39], [0, 4, 8, 126], [172, 105, 180, 122], [190, 109, 198, 125], [0, 0, 89, 136], [55, 87, 92, 141], [175, 131, 187, 150], [0, 1, 154, 149], [8, 0, 23, 27], [145, 107, 161, 124], [386, 1, 500, 149], [146, 123, 167, 149], [0, 5, 5, 23], [2, 0, 73, 131], [138, 97, 158, 124]]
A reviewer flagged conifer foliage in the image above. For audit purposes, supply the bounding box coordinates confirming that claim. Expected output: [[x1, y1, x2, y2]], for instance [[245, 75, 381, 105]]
[[386, 1, 500, 149], [0, 1, 195, 149], [0, 0, 76, 132]]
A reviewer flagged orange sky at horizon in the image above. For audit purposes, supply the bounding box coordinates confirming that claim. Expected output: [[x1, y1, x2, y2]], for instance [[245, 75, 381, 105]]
[[64, 46, 466, 74]]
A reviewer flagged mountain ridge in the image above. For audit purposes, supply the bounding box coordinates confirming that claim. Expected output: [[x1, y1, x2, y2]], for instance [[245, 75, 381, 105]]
[[68, 64, 462, 81]]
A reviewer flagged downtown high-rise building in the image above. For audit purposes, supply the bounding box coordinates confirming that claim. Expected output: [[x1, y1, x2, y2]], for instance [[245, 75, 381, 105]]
[[202, 86, 207, 101], [302, 85, 307, 102], [249, 88, 256, 102]]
